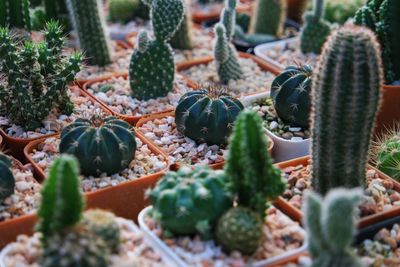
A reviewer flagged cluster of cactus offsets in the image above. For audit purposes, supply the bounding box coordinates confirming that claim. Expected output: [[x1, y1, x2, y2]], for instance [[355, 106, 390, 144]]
[[129, 0, 184, 100], [300, 0, 331, 54], [109, 0, 140, 23], [175, 85, 244, 145], [271, 64, 312, 128], [170, 0, 194, 50], [249, 0, 287, 38], [311, 26, 383, 195], [0, 22, 82, 131], [66, 0, 112, 67], [0, 153, 15, 201], [304, 188, 363, 267], [59, 116, 136, 177], [0, 0, 31, 31], [225, 110, 286, 217], [150, 166, 233, 238]]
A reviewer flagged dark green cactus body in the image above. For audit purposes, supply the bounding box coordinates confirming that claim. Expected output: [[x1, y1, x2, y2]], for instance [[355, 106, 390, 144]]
[[0, 0, 31, 31], [249, 0, 286, 38], [59, 116, 136, 177], [0, 153, 15, 202], [311, 26, 383, 195], [151, 0, 184, 41], [109, 0, 139, 23], [150, 166, 233, 238], [216, 207, 263, 255], [374, 132, 400, 181], [66, 0, 112, 67], [44, 0, 70, 29], [271, 65, 312, 128], [170, 0, 193, 50], [175, 86, 244, 145], [367, 0, 384, 13], [353, 5, 376, 31]]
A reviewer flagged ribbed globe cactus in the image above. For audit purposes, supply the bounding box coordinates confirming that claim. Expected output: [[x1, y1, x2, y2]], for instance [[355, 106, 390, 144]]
[[175, 85, 244, 145], [0, 153, 15, 202], [249, 0, 286, 38], [271, 64, 313, 128], [59, 116, 137, 177], [150, 166, 233, 238]]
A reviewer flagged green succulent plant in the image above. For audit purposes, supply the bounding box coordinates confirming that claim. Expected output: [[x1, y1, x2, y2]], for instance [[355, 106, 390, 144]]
[[170, 0, 194, 50]]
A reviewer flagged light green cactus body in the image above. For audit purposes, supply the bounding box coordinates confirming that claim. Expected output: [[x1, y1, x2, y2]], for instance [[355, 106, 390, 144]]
[[0, 153, 15, 202], [0, 0, 31, 31], [304, 188, 363, 267], [353, 5, 377, 31], [66, 0, 112, 67], [249, 0, 286, 38], [109, 0, 140, 23], [311, 26, 383, 195], [170, 0, 193, 50], [373, 129, 400, 181]]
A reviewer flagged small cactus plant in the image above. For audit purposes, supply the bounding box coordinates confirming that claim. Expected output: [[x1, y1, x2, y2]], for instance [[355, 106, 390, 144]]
[[66, 0, 112, 67], [129, 0, 184, 100], [0, 153, 15, 202], [109, 0, 140, 23], [249, 0, 287, 38], [0, 21, 82, 131], [304, 188, 363, 267], [0, 0, 31, 31], [150, 166, 233, 238], [270, 64, 313, 128], [170, 0, 194, 50], [300, 0, 331, 54], [311, 26, 383, 195], [175, 85, 244, 145], [59, 116, 136, 177]]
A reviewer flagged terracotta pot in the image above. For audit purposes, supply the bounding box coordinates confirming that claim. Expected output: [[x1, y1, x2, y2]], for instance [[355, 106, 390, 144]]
[[192, 2, 251, 23], [275, 156, 400, 228], [286, 0, 308, 24], [375, 85, 400, 137], [23, 131, 170, 222]]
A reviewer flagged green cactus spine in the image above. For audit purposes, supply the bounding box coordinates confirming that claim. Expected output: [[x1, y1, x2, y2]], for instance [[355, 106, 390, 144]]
[[0, 0, 31, 31], [216, 206, 263, 255], [300, 0, 331, 54], [0, 153, 15, 202], [271, 64, 312, 128], [225, 110, 286, 217], [59, 116, 136, 177], [66, 0, 112, 67], [311, 26, 383, 195], [249, 0, 287, 38], [175, 85, 244, 145], [0, 21, 82, 131], [109, 0, 140, 23], [304, 188, 362, 267], [353, 5, 376, 31], [150, 166, 233, 238], [129, 0, 184, 100], [170, 0, 193, 50]]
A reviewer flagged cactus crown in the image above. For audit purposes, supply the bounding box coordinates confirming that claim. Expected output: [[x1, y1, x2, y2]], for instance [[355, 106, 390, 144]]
[[0, 0, 31, 31], [304, 188, 362, 267], [0, 21, 82, 130], [0, 153, 15, 202]]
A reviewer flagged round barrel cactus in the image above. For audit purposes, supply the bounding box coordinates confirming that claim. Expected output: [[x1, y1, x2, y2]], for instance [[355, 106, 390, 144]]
[[59, 116, 136, 176], [270, 65, 313, 128], [150, 166, 233, 238], [0, 153, 15, 201], [175, 85, 244, 145]]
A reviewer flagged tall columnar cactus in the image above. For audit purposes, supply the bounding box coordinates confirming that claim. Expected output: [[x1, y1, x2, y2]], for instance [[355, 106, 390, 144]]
[[129, 0, 184, 100], [300, 0, 331, 54], [175, 85, 244, 145], [44, 0, 70, 29], [304, 188, 363, 267], [249, 0, 287, 38], [66, 0, 112, 67], [170, 0, 193, 50], [0, 0, 31, 31], [59, 116, 137, 177], [271, 64, 313, 128], [0, 21, 82, 131], [0, 153, 15, 202], [221, 0, 236, 42], [311, 26, 383, 195], [150, 166, 233, 238]]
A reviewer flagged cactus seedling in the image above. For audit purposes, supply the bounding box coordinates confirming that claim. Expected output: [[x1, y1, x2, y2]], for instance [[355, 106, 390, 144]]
[[0, 153, 15, 202], [249, 0, 287, 38], [59, 116, 136, 177], [0, 0, 31, 31], [175, 85, 244, 145]]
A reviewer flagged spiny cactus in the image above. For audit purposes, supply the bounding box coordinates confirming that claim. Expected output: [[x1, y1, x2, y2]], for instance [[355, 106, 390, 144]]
[[129, 0, 184, 100], [353, 5, 377, 31], [150, 166, 233, 238], [44, 0, 70, 29], [221, 0, 236, 42], [249, 0, 287, 38], [0, 21, 82, 131], [170, 0, 193, 50], [225, 110, 286, 217], [109, 0, 140, 23], [175, 85, 244, 145], [0, 0, 31, 31], [59, 116, 136, 177], [300, 0, 331, 54], [216, 206, 263, 255], [66, 0, 112, 67], [271, 64, 312, 128], [0, 153, 15, 202], [311, 26, 383, 195], [304, 188, 363, 267], [82, 209, 120, 253]]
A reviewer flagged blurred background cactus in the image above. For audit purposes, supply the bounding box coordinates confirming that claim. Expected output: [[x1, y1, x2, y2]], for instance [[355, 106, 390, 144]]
[[108, 0, 140, 23], [310, 25, 383, 195], [324, 0, 364, 25], [43, 0, 70, 29], [0, 0, 31, 31], [249, 0, 287, 38], [170, 0, 194, 50], [0, 153, 15, 202]]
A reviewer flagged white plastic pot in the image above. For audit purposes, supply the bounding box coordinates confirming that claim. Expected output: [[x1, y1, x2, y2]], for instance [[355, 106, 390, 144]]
[[138, 206, 308, 267]]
